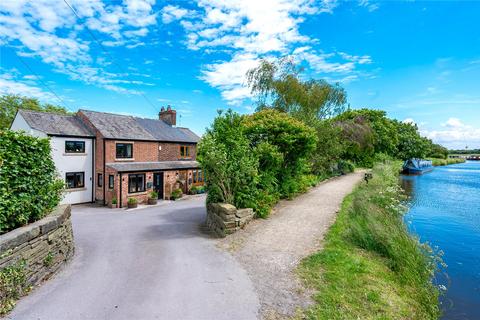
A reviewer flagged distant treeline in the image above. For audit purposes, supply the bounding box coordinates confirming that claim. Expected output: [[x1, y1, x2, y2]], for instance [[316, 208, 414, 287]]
[[449, 149, 480, 154]]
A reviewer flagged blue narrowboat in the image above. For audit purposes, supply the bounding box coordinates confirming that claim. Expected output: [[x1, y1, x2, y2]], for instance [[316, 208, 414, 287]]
[[402, 159, 434, 174]]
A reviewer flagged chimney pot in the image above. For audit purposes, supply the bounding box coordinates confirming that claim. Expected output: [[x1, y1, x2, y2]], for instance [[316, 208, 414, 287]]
[[159, 105, 176, 126]]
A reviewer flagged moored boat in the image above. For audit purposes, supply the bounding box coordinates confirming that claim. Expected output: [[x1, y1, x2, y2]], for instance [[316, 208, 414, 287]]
[[402, 158, 434, 174]]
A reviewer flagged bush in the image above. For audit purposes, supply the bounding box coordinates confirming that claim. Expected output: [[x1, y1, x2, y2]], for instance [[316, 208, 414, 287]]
[[111, 197, 117, 205], [337, 159, 355, 175], [127, 197, 137, 205], [171, 188, 183, 200], [0, 130, 63, 234], [150, 191, 158, 199]]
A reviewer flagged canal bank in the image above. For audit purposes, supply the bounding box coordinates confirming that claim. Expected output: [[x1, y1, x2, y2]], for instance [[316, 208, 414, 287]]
[[298, 162, 440, 319], [402, 161, 480, 320]]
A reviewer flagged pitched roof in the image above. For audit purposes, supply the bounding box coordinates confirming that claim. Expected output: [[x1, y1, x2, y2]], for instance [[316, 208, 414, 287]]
[[106, 160, 200, 172], [18, 109, 94, 137], [79, 109, 200, 143]]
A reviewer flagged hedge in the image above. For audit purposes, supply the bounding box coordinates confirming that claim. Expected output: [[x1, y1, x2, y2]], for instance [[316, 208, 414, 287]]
[[0, 130, 63, 234]]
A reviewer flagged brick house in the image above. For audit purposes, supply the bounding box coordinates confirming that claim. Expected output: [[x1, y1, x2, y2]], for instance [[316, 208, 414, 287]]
[[78, 107, 202, 208], [11, 107, 203, 207]]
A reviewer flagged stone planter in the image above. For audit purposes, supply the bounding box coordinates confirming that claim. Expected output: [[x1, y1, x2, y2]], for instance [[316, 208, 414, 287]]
[[127, 202, 137, 209], [148, 198, 157, 205], [108, 203, 117, 208]]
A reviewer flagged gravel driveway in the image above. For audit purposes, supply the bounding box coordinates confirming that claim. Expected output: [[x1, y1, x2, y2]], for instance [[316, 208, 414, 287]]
[[219, 172, 364, 318], [5, 196, 259, 320]]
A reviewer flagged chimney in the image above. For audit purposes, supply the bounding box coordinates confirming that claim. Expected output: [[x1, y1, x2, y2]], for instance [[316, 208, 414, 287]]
[[159, 105, 176, 126]]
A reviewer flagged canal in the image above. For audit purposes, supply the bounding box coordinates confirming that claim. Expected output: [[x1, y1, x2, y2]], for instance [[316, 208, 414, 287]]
[[401, 161, 480, 320]]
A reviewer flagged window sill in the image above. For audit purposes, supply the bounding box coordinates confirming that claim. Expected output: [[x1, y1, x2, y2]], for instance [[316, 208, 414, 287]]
[[63, 153, 87, 156], [127, 191, 147, 196], [115, 158, 135, 162], [65, 187, 87, 192]]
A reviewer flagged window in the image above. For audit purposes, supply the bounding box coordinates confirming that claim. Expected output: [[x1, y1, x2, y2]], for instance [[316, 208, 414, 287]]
[[128, 174, 145, 193], [180, 145, 191, 158], [66, 172, 84, 189], [65, 141, 85, 153], [116, 143, 133, 159], [109, 175, 114, 189], [98, 173, 103, 187], [193, 169, 204, 183]]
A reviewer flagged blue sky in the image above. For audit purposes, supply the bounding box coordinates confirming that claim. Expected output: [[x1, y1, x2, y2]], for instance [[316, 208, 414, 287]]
[[1, 0, 479, 149]]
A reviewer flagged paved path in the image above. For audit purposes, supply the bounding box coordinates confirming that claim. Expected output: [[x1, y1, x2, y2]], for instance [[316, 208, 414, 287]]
[[219, 171, 364, 318], [6, 196, 259, 320]]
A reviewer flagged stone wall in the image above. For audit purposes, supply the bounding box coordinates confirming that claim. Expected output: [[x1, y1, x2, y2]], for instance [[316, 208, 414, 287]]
[[206, 203, 255, 237], [0, 204, 74, 291]]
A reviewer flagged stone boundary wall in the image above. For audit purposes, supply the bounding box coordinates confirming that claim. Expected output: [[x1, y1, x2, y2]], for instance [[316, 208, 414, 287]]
[[0, 204, 74, 289], [206, 203, 255, 237]]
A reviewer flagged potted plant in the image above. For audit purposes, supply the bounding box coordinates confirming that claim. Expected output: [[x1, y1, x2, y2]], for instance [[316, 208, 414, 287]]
[[127, 197, 137, 208], [109, 197, 117, 208], [171, 188, 183, 201], [148, 191, 158, 205]]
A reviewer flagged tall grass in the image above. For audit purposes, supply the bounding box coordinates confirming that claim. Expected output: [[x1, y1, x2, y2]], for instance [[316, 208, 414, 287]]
[[298, 162, 441, 319], [429, 158, 465, 166]]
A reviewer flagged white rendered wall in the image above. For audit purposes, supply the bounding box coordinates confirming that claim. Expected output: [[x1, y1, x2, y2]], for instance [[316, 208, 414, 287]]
[[50, 137, 94, 204]]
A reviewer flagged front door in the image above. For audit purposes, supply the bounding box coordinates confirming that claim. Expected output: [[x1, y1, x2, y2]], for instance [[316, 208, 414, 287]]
[[153, 172, 164, 199]]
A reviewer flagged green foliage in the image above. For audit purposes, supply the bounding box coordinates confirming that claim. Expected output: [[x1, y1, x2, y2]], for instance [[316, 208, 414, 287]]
[[298, 162, 441, 319], [171, 188, 183, 200], [150, 191, 158, 199], [0, 260, 28, 316], [335, 116, 376, 167], [0, 94, 71, 130], [396, 121, 431, 160], [190, 186, 206, 195], [428, 143, 448, 159], [243, 109, 317, 199], [127, 197, 137, 205], [310, 120, 346, 176], [246, 58, 347, 125], [198, 110, 259, 209], [43, 252, 54, 267], [111, 197, 117, 205], [337, 159, 355, 175], [0, 130, 63, 234], [429, 158, 465, 166]]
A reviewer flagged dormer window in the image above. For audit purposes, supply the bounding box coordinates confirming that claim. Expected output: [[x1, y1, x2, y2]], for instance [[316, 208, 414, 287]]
[[116, 143, 133, 159], [65, 141, 85, 153]]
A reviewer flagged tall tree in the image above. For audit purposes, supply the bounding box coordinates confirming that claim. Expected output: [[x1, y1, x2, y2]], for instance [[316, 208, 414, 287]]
[[0, 94, 71, 130], [246, 58, 347, 125]]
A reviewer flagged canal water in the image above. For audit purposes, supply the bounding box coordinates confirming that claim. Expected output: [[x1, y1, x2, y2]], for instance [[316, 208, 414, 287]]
[[401, 161, 480, 320]]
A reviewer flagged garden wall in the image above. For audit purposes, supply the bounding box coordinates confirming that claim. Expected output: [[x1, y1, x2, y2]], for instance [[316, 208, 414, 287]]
[[206, 203, 255, 237], [0, 205, 74, 313]]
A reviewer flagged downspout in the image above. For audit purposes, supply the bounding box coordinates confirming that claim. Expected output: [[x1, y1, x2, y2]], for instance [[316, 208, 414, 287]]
[[103, 139, 106, 206], [91, 138, 95, 203], [119, 172, 123, 208]]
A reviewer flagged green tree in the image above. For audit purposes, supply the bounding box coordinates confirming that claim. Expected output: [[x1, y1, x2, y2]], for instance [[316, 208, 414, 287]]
[[311, 120, 346, 175], [428, 142, 448, 159], [197, 110, 259, 209], [246, 58, 347, 125], [242, 109, 317, 197], [0, 94, 71, 130], [395, 121, 431, 160], [335, 109, 399, 156]]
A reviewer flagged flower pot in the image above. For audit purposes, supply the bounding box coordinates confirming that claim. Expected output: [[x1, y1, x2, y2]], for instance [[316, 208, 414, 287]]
[[108, 203, 117, 208], [148, 198, 157, 205], [127, 202, 138, 208]]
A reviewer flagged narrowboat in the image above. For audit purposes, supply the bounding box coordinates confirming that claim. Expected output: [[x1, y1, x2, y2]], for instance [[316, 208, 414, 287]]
[[402, 158, 434, 174]]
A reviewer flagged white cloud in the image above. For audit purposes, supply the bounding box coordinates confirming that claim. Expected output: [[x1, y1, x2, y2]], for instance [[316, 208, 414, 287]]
[[403, 118, 416, 125], [419, 118, 480, 149], [165, 0, 372, 105], [0, 0, 157, 94], [0, 73, 55, 101], [358, 0, 379, 12]]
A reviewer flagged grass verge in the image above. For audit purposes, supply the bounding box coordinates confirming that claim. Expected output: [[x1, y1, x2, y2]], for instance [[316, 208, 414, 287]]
[[297, 162, 441, 320], [429, 158, 465, 166]]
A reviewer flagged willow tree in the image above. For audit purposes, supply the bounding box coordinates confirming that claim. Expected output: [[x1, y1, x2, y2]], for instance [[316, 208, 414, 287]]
[[246, 57, 347, 126]]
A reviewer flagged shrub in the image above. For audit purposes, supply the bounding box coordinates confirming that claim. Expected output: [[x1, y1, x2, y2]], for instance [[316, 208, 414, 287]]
[[337, 159, 355, 175], [171, 188, 183, 200], [0, 130, 63, 234], [127, 197, 137, 205], [0, 260, 27, 315], [111, 197, 117, 205], [190, 186, 198, 194], [150, 191, 158, 199]]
